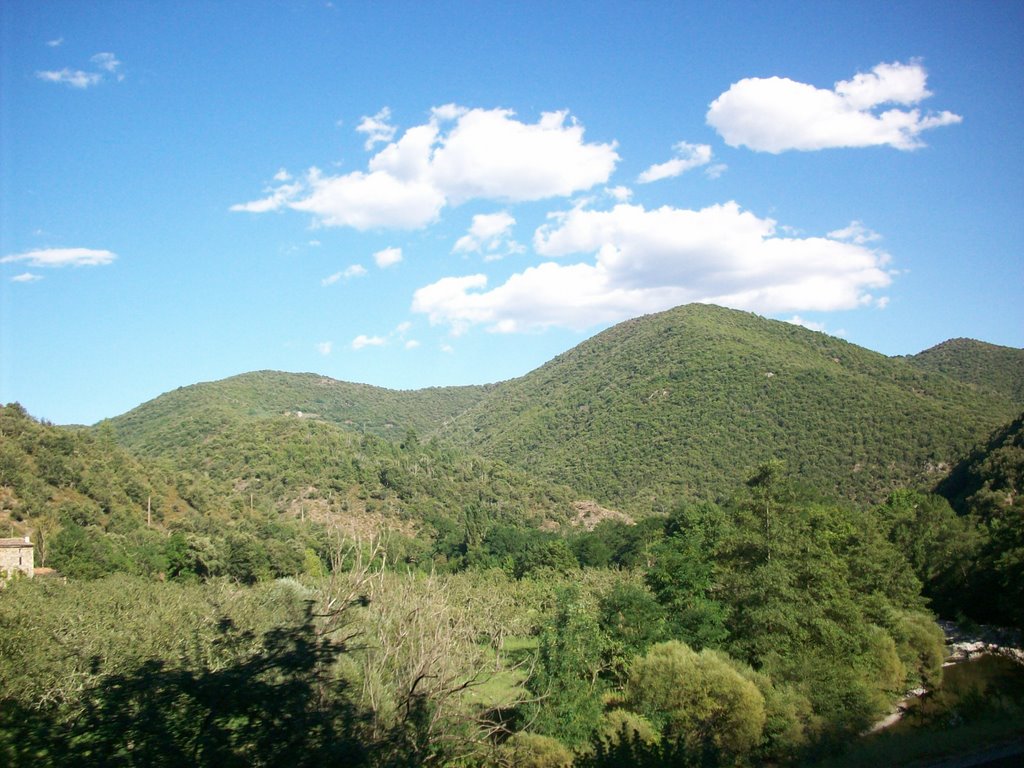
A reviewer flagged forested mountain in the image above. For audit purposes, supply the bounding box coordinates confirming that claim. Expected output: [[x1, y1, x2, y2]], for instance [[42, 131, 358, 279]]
[[443, 304, 1019, 511], [107, 370, 490, 453], [905, 338, 1024, 404], [99, 305, 1020, 520]]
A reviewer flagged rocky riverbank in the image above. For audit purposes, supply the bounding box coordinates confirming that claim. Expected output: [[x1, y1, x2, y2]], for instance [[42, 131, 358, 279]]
[[940, 621, 1024, 666]]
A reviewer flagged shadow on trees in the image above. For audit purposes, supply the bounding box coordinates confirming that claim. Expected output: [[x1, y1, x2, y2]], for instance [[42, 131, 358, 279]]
[[0, 605, 372, 768], [578, 724, 723, 768]]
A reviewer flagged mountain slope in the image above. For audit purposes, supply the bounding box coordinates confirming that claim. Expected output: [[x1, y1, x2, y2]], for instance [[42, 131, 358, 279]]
[[106, 370, 490, 455], [904, 338, 1024, 404], [442, 304, 1020, 511], [103, 376, 575, 539]]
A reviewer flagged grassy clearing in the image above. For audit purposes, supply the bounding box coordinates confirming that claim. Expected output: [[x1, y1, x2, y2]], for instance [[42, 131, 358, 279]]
[[462, 636, 537, 710]]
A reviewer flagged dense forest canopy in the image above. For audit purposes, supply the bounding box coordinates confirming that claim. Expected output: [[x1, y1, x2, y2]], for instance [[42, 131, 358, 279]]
[[2, 304, 1023, 766]]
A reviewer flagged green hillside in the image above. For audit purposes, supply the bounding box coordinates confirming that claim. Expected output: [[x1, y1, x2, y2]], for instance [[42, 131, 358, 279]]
[[104, 378, 578, 552], [443, 304, 1019, 511], [106, 370, 490, 455], [904, 338, 1024, 404]]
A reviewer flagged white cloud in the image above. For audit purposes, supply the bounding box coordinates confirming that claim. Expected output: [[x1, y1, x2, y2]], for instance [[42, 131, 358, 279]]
[[352, 334, 386, 350], [321, 264, 366, 285], [356, 107, 397, 150], [427, 108, 619, 203], [316, 341, 333, 356], [10, 272, 43, 283], [606, 186, 633, 202], [288, 167, 446, 230], [638, 142, 713, 183], [273, 168, 293, 182], [452, 211, 521, 258], [36, 51, 124, 88], [395, 321, 412, 334], [704, 164, 728, 180], [232, 105, 618, 231], [707, 60, 962, 152], [828, 220, 881, 245], [405, 339, 420, 350], [1, 247, 116, 267], [229, 180, 304, 213], [343, 264, 367, 278], [36, 68, 102, 88], [374, 246, 403, 268], [413, 202, 893, 333], [90, 52, 122, 74], [46, 38, 64, 48]]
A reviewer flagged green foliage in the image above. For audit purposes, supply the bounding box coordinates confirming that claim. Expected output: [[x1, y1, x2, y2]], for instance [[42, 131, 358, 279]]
[[595, 709, 660, 749], [905, 337, 1024, 405], [497, 732, 574, 768], [443, 304, 1018, 510], [597, 582, 667, 683], [922, 413, 1024, 627], [625, 640, 766, 759], [524, 587, 606, 748], [0, 600, 368, 767]]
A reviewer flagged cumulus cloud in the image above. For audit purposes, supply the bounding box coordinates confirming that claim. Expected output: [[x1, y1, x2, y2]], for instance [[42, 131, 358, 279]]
[[352, 334, 386, 350], [46, 38, 64, 48], [427, 107, 619, 203], [405, 339, 420, 350], [232, 105, 618, 230], [1, 247, 116, 267], [356, 107, 397, 150], [638, 142, 713, 183], [413, 202, 892, 333], [452, 212, 522, 259], [316, 341, 333, 356], [284, 167, 445, 230], [707, 60, 962, 152], [374, 246, 403, 268]]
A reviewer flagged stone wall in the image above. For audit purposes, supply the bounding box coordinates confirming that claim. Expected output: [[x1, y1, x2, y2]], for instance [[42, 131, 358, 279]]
[[0, 537, 34, 579]]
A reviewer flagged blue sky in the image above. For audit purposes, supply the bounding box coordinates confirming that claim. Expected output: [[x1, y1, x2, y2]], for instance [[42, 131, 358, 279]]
[[2, 1, 1022, 425]]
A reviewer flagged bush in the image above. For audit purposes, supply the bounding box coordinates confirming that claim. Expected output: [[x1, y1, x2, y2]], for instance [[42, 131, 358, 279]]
[[498, 732, 573, 768], [625, 641, 766, 758]]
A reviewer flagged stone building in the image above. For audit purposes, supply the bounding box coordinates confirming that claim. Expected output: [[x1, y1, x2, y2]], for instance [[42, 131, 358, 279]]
[[0, 536, 34, 579]]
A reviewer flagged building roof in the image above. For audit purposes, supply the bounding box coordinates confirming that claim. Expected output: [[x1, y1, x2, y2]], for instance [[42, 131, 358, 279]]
[[0, 537, 32, 548]]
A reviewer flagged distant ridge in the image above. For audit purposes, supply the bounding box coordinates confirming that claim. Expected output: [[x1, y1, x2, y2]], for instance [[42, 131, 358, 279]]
[[904, 338, 1024, 404]]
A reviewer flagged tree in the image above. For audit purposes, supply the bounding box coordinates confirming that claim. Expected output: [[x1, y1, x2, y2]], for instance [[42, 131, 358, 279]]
[[524, 587, 605, 747], [625, 641, 766, 760]]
